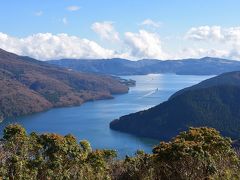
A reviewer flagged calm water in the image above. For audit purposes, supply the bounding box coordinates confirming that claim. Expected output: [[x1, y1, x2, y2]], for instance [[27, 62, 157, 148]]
[[0, 74, 213, 157]]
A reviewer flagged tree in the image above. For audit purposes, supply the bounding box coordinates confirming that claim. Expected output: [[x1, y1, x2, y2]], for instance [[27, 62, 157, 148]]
[[0, 124, 239, 179], [0, 124, 115, 179], [152, 127, 240, 179], [1, 124, 33, 179]]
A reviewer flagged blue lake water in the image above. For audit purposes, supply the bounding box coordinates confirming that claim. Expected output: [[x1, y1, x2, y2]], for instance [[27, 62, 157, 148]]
[[0, 74, 213, 157]]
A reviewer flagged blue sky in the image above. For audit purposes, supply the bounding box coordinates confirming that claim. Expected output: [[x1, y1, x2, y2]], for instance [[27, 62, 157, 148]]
[[0, 0, 240, 60]]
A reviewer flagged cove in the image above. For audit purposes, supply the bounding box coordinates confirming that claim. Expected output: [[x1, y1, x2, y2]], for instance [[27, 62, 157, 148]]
[[0, 74, 213, 157]]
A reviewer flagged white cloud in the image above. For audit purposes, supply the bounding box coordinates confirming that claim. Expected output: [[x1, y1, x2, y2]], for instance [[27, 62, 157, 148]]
[[62, 17, 68, 25], [91, 21, 120, 42], [184, 26, 240, 60], [34, 11, 43, 16], [0, 32, 115, 60], [223, 27, 240, 46], [185, 26, 223, 41], [2, 24, 240, 61], [140, 19, 161, 28], [175, 48, 229, 60], [66, 6, 80, 11], [124, 30, 168, 59], [186, 25, 240, 45]]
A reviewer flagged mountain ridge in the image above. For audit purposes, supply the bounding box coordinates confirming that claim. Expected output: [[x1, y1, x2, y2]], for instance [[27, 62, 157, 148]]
[[48, 57, 240, 75]]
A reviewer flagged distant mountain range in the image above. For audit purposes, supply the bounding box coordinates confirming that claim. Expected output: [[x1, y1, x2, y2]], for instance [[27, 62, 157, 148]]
[[110, 71, 240, 140], [48, 57, 240, 75], [0, 49, 128, 120]]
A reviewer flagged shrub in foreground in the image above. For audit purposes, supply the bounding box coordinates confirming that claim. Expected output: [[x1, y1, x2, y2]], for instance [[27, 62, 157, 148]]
[[0, 124, 239, 179]]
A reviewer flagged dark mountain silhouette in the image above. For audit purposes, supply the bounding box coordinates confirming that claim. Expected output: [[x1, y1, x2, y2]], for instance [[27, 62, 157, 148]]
[[110, 71, 240, 140], [0, 49, 128, 120], [48, 57, 240, 75]]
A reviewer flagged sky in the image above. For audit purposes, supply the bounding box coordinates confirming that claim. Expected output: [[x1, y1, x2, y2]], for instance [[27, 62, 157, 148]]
[[0, 0, 240, 60]]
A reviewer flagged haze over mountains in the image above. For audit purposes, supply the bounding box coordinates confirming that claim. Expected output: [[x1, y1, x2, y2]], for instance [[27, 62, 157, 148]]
[[0, 49, 128, 120], [110, 71, 240, 140], [48, 57, 240, 75]]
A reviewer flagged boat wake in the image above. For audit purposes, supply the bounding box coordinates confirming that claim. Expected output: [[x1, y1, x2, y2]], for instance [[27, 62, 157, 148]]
[[138, 89, 159, 99]]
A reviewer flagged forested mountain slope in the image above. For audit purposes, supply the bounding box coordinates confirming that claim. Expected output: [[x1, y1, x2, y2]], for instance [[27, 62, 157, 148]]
[[110, 71, 240, 140], [0, 49, 128, 120]]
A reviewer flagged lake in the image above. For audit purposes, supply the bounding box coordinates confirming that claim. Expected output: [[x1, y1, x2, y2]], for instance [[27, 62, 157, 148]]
[[0, 74, 213, 157]]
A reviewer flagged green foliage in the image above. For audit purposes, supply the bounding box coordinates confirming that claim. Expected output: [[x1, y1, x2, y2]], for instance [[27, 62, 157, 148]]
[[110, 150, 154, 180], [3, 124, 27, 140], [152, 127, 240, 179], [80, 140, 92, 153], [0, 124, 114, 180], [0, 124, 239, 179]]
